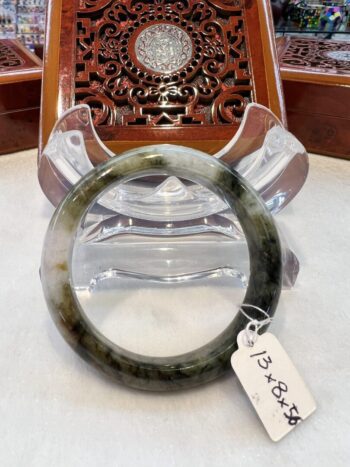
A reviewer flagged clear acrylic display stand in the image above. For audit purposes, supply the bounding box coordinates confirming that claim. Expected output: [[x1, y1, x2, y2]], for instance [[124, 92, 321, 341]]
[[39, 104, 308, 354]]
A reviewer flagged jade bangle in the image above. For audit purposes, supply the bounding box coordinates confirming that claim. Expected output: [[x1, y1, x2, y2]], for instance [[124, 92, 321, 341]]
[[41, 149, 282, 391]]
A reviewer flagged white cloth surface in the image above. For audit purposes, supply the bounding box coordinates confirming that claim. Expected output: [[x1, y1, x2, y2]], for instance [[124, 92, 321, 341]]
[[0, 150, 349, 467]]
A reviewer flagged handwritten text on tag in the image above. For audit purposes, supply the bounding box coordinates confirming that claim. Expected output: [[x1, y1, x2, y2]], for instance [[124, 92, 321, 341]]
[[231, 332, 316, 442]]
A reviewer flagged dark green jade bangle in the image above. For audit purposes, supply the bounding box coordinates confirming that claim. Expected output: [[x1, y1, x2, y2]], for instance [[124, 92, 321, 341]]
[[41, 149, 282, 391]]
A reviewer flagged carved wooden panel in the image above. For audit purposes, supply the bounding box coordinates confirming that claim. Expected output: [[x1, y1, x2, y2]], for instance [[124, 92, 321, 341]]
[[279, 37, 350, 75], [277, 37, 350, 160], [0, 42, 25, 70], [42, 0, 284, 152], [0, 39, 42, 78], [75, 0, 253, 128], [0, 40, 42, 155]]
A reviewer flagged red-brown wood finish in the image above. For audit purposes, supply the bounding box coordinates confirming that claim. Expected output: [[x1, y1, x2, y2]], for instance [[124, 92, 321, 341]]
[[277, 36, 350, 160], [0, 39, 42, 84], [0, 39, 42, 155], [40, 0, 285, 155]]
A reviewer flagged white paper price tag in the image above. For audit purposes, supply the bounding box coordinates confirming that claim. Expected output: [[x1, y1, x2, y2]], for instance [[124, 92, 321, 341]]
[[231, 332, 316, 442]]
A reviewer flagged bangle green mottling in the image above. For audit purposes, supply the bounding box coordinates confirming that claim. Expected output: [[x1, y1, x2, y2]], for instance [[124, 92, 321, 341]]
[[41, 148, 282, 391]]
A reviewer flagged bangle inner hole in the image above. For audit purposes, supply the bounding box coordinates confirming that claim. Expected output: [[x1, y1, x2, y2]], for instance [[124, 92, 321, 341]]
[[71, 173, 250, 357]]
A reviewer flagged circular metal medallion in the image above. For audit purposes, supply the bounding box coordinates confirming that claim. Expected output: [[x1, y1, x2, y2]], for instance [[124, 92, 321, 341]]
[[135, 24, 193, 74], [325, 50, 350, 62]]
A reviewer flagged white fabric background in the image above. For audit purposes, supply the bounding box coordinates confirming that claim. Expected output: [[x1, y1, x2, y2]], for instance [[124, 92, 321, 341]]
[[0, 150, 349, 466]]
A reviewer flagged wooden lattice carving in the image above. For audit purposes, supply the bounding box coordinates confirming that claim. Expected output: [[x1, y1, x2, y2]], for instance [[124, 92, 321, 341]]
[[75, 0, 253, 128], [0, 42, 25, 71], [279, 37, 350, 75], [41, 0, 284, 151], [0, 39, 42, 156], [277, 36, 350, 160]]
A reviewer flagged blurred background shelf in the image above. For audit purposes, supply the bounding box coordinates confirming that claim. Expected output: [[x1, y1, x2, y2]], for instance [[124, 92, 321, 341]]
[[0, 0, 46, 53], [1, 1, 349, 53], [273, 0, 350, 39]]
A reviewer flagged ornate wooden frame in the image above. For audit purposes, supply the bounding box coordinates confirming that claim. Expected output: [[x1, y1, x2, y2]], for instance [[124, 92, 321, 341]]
[[40, 0, 285, 154], [277, 36, 350, 160], [0, 39, 42, 84], [0, 40, 42, 155], [277, 36, 350, 86]]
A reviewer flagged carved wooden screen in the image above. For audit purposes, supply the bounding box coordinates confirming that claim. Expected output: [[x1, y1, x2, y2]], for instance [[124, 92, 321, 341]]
[[278, 37, 350, 76], [0, 42, 25, 70], [0, 39, 42, 79], [276, 36, 350, 160], [0, 39, 42, 155], [41, 0, 284, 153]]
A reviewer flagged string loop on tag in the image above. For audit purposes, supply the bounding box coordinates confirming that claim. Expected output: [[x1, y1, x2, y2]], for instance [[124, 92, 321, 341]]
[[239, 304, 273, 347]]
